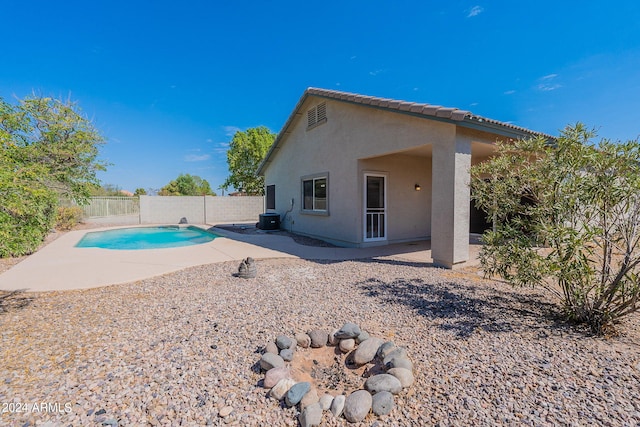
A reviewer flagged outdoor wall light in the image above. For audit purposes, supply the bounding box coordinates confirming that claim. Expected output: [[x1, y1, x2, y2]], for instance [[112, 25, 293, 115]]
[[415, 184, 421, 191]]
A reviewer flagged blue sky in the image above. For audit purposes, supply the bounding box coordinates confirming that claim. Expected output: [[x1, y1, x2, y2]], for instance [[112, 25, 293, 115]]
[[2, 1, 640, 193]]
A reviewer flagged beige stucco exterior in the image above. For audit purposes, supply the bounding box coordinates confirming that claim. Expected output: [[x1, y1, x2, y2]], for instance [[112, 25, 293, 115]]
[[259, 88, 547, 268]]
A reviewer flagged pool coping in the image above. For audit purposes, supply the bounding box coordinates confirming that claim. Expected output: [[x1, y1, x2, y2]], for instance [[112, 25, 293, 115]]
[[0, 224, 468, 292], [0, 224, 297, 292]]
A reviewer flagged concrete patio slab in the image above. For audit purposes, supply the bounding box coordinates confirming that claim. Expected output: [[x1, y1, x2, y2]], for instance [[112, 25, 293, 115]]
[[0, 225, 479, 292]]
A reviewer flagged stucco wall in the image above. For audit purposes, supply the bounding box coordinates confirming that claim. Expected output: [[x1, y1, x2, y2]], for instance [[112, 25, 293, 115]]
[[263, 97, 451, 246], [137, 196, 264, 224], [358, 154, 432, 242]]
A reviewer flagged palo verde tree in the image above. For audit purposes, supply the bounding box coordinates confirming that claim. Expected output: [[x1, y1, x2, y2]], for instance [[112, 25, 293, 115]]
[[223, 126, 275, 195], [0, 95, 107, 256], [470, 123, 640, 335]]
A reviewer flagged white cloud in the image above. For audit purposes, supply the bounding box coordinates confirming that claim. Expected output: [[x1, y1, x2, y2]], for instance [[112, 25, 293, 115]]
[[466, 5, 484, 17], [504, 90, 516, 95], [537, 74, 562, 91], [223, 125, 242, 136], [369, 69, 386, 76], [184, 154, 211, 162], [538, 83, 562, 91], [213, 142, 230, 154]]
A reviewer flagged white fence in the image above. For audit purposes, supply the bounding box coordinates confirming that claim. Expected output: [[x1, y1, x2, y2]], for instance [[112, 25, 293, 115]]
[[80, 195, 264, 225], [79, 196, 140, 218]]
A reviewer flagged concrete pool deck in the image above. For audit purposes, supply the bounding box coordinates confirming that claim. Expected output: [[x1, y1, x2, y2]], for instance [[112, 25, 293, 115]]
[[0, 225, 481, 292]]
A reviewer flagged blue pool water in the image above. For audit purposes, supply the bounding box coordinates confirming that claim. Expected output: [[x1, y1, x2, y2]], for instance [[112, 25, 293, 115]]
[[75, 226, 218, 250]]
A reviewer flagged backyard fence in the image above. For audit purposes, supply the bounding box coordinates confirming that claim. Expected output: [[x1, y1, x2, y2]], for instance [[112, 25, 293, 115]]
[[79, 196, 140, 218], [75, 195, 265, 225]]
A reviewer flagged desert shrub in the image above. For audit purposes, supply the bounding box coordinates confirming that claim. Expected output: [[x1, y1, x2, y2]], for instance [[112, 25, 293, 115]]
[[471, 124, 640, 335], [0, 183, 57, 257], [0, 95, 106, 257], [55, 206, 84, 230]]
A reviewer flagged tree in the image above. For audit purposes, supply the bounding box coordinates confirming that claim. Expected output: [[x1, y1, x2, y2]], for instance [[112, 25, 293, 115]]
[[90, 183, 122, 196], [1, 96, 108, 203], [159, 174, 216, 196], [134, 188, 147, 196], [470, 123, 640, 335], [223, 126, 275, 195], [0, 95, 107, 256]]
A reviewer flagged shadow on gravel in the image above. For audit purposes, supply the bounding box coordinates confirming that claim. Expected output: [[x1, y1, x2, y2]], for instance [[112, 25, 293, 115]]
[[0, 289, 33, 314], [356, 264, 566, 338]]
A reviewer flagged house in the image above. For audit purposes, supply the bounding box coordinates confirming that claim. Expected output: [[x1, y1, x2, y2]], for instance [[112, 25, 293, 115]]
[[257, 88, 551, 268]]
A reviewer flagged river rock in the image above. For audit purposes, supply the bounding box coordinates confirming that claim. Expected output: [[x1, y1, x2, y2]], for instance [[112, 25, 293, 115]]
[[356, 330, 370, 344], [295, 333, 311, 348], [387, 367, 414, 388], [319, 393, 334, 410], [383, 347, 408, 364], [376, 341, 396, 359], [270, 378, 296, 400], [237, 257, 256, 278], [285, 382, 311, 407], [308, 330, 328, 348], [300, 387, 319, 410], [339, 338, 356, 353], [328, 329, 340, 346], [260, 353, 284, 371], [265, 342, 279, 355], [263, 366, 290, 388], [343, 390, 372, 422], [353, 337, 384, 365], [299, 402, 322, 427], [280, 348, 294, 362], [330, 394, 345, 417], [276, 335, 293, 350], [372, 391, 394, 416], [385, 357, 413, 372], [365, 374, 403, 395], [335, 322, 361, 339]]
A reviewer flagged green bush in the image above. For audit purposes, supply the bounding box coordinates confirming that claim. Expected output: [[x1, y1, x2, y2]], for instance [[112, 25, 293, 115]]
[[0, 185, 57, 258], [55, 206, 84, 231], [471, 124, 640, 335]]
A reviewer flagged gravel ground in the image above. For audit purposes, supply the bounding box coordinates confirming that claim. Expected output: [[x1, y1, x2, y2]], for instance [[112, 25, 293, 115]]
[[0, 258, 639, 426]]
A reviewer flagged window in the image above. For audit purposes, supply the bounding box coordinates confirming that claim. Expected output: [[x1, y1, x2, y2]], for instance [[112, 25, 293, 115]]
[[306, 102, 327, 130], [266, 185, 275, 210], [302, 175, 328, 213]]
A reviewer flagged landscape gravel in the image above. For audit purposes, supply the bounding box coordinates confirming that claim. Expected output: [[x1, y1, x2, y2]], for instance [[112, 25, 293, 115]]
[[0, 257, 639, 426]]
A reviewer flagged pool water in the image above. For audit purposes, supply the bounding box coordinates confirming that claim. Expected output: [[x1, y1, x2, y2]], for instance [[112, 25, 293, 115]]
[[75, 226, 219, 250]]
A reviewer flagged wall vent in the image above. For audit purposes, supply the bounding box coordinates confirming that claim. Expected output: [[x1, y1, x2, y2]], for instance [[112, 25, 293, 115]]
[[307, 102, 327, 130]]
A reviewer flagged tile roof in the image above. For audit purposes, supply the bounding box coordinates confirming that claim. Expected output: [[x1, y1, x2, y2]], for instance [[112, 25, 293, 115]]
[[305, 87, 553, 138], [257, 87, 554, 175]]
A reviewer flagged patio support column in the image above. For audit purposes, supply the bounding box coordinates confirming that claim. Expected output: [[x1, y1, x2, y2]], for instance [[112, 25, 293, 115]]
[[430, 136, 471, 268]]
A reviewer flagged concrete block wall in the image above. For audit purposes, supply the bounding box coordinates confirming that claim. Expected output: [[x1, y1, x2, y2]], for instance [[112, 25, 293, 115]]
[[205, 196, 264, 223], [138, 196, 264, 224], [139, 196, 206, 224]]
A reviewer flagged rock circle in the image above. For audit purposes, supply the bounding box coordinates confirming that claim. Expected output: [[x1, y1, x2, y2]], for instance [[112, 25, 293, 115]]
[[257, 322, 414, 424]]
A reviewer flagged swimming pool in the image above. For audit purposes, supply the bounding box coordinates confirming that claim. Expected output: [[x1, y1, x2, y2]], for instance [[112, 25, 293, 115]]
[[75, 226, 219, 250]]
